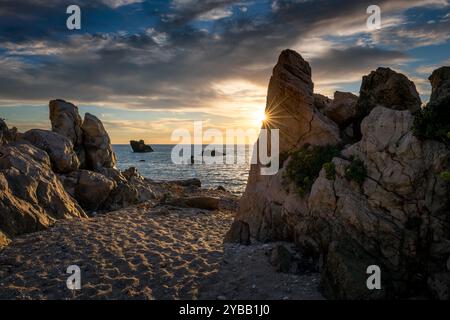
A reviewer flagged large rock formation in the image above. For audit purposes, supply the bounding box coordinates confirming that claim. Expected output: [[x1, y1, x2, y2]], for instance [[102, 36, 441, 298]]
[[237, 50, 341, 242], [234, 49, 450, 299], [0, 119, 18, 146], [82, 113, 117, 170], [49, 99, 85, 167], [0, 142, 86, 247], [22, 129, 80, 173], [308, 107, 449, 299], [353, 67, 421, 139]]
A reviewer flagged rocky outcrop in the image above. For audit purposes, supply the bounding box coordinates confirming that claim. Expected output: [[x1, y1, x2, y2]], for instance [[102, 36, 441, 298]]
[[82, 113, 117, 170], [22, 129, 79, 173], [0, 119, 18, 146], [224, 220, 251, 245], [429, 66, 450, 104], [59, 170, 116, 211], [0, 142, 86, 247], [130, 140, 154, 153], [265, 49, 341, 153], [353, 67, 421, 139], [49, 99, 85, 167], [323, 91, 358, 127], [233, 49, 450, 299]]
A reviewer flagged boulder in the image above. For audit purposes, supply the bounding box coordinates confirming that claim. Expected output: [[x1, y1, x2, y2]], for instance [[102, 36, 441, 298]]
[[236, 49, 341, 242], [307, 106, 450, 299], [59, 170, 116, 211], [354, 67, 421, 139], [101, 167, 155, 211], [130, 140, 153, 153], [270, 245, 292, 273], [49, 99, 85, 167], [224, 220, 251, 245], [82, 113, 117, 170], [22, 129, 79, 173], [323, 91, 358, 127], [0, 142, 86, 247], [313, 93, 332, 112], [183, 196, 220, 210]]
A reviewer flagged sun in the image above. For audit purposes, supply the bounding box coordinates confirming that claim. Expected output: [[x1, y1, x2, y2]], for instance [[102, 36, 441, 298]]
[[257, 110, 267, 123]]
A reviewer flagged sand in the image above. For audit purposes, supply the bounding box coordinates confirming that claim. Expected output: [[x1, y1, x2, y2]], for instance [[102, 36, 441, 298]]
[[0, 197, 322, 300]]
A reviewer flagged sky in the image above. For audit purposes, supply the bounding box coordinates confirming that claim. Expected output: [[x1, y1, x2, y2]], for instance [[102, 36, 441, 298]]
[[0, 0, 449, 144]]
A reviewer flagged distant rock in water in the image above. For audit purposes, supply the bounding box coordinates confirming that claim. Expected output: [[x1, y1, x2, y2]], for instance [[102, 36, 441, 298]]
[[130, 140, 154, 153]]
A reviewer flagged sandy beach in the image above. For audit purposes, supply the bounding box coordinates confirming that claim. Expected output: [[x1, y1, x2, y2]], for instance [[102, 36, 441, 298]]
[[0, 190, 322, 300]]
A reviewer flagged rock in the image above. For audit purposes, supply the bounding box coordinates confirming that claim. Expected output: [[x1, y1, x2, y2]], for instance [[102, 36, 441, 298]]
[[235, 49, 340, 242], [169, 178, 201, 187], [323, 91, 358, 127], [265, 49, 341, 153], [0, 231, 11, 248], [217, 185, 226, 191], [49, 99, 85, 166], [60, 170, 116, 211], [313, 93, 332, 112], [429, 66, 450, 104], [307, 106, 450, 299], [0, 142, 86, 246], [354, 67, 421, 139], [130, 140, 153, 153], [224, 220, 251, 245], [270, 245, 292, 273], [81, 113, 117, 170], [183, 196, 220, 210], [0, 119, 18, 146], [101, 167, 155, 211], [22, 129, 79, 173]]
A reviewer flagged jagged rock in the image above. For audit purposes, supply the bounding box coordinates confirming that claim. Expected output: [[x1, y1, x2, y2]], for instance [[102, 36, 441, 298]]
[[307, 106, 450, 299], [0, 119, 19, 146], [224, 220, 251, 245], [0, 142, 86, 247], [82, 113, 117, 170], [169, 178, 201, 187], [313, 93, 332, 112], [270, 245, 292, 273], [184, 196, 219, 210], [236, 49, 340, 242], [22, 129, 79, 173], [266, 49, 341, 153], [49, 99, 85, 166], [59, 170, 116, 211], [429, 66, 450, 104], [354, 67, 421, 139], [323, 91, 358, 127], [130, 140, 153, 153], [101, 167, 155, 211]]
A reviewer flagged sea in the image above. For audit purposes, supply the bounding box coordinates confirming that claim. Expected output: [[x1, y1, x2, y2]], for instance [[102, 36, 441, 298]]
[[113, 144, 252, 195]]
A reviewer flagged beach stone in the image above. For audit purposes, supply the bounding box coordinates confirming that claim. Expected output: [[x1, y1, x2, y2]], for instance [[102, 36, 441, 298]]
[[82, 113, 117, 170], [183, 196, 219, 210], [0, 142, 86, 246], [22, 129, 79, 173], [49, 99, 86, 167], [224, 220, 251, 245], [169, 178, 201, 188]]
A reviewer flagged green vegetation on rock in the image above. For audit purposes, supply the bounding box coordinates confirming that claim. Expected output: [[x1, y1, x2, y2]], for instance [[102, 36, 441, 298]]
[[413, 102, 450, 146], [344, 157, 367, 186], [323, 162, 336, 180], [284, 144, 340, 196]]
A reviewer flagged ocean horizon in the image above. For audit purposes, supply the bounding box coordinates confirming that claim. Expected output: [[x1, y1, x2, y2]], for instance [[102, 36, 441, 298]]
[[113, 144, 252, 195]]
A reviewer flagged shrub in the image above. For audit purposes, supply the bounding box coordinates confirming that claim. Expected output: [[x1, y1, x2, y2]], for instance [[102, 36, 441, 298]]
[[413, 101, 450, 146], [345, 157, 367, 186], [284, 144, 340, 197], [441, 170, 450, 182], [323, 162, 336, 180]]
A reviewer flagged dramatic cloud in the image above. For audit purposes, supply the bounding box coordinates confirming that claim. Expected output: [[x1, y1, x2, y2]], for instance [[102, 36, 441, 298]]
[[0, 0, 448, 141]]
